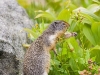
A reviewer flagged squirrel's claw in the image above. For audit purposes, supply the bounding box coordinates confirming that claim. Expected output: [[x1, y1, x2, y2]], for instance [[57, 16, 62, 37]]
[[72, 32, 77, 36]]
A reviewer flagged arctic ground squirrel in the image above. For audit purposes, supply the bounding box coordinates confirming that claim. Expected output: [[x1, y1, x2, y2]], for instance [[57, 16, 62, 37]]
[[23, 20, 77, 75]]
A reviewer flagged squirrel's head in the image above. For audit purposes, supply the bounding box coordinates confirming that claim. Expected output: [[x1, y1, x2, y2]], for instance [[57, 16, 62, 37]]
[[42, 20, 70, 51], [49, 20, 70, 37]]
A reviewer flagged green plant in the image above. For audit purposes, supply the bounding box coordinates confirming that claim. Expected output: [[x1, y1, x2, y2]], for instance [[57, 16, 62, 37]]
[[18, 0, 100, 75]]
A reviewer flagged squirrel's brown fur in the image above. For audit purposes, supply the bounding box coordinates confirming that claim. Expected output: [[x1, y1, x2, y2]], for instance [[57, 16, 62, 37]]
[[23, 20, 70, 75]]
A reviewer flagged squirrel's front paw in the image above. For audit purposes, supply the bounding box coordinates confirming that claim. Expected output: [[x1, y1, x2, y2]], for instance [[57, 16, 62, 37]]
[[71, 32, 77, 36], [64, 32, 77, 38]]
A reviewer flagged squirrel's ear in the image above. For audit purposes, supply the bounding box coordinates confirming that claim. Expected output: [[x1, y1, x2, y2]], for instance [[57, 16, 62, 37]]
[[53, 21, 57, 28]]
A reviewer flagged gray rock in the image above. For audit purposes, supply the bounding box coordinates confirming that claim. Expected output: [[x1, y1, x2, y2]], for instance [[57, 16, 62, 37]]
[[0, 0, 33, 75]]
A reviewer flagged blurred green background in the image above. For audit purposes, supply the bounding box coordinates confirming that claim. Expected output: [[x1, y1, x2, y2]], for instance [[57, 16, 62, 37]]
[[17, 0, 100, 75]]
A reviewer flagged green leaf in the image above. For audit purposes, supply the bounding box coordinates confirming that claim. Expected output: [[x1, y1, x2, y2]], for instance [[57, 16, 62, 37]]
[[23, 44, 30, 48], [74, 7, 100, 21], [90, 45, 100, 63], [81, 13, 94, 24], [68, 20, 78, 31], [62, 48, 67, 55], [91, 45, 100, 50], [93, 0, 100, 4], [78, 58, 85, 64], [69, 58, 79, 71], [85, 50, 90, 64], [51, 59, 60, 68], [87, 4, 100, 13], [83, 25, 96, 45], [62, 41, 68, 55], [35, 11, 56, 21], [91, 22, 100, 45], [39, 19, 45, 33], [24, 28, 38, 38], [67, 37, 83, 57], [57, 9, 70, 21]]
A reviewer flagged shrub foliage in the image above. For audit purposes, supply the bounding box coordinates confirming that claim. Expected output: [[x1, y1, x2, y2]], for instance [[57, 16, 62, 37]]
[[18, 0, 100, 75]]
